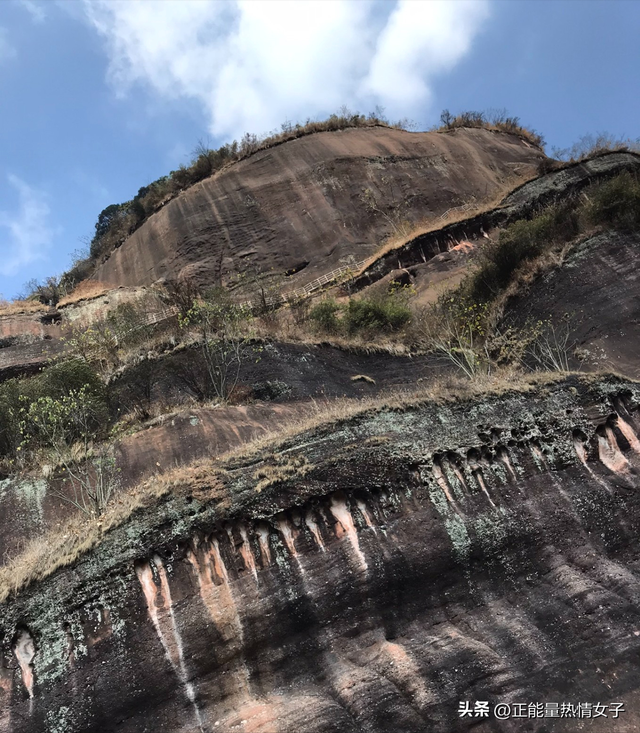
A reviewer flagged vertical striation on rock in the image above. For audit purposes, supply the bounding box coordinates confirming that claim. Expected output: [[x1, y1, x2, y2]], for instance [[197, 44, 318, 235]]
[[1, 377, 640, 732]]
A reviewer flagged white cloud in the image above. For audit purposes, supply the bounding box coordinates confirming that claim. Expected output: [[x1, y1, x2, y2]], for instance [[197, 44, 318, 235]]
[[362, 1, 489, 108], [0, 27, 17, 62], [0, 176, 54, 276], [81, 0, 489, 139], [18, 0, 47, 23]]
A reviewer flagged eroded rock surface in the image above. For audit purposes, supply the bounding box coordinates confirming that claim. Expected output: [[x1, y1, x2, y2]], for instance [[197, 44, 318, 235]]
[[1, 376, 640, 732], [501, 230, 640, 379], [0, 343, 435, 564], [0, 312, 62, 380], [352, 151, 640, 292], [92, 127, 544, 289]]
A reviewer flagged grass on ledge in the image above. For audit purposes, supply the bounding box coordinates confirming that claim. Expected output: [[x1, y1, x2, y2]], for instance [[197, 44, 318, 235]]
[[354, 173, 539, 279], [0, 299, 48, 317], [0, 369, 613, 605]]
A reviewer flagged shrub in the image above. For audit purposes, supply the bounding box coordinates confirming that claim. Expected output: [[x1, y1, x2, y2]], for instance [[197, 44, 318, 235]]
[[19, 387, 117, 516], [19, 386, 106, 454], [435, 108, 545, 149], [165, 349, 211, 402], [161, 277, 202, 318], [19, 275, 67, 306], [0, 360, 106, 464], [179, 287, 254, 403], [29, 359, 105, 403], [20, 361, 108, 446], [465, 171, 639, 307], [288, 293, 312, 326], [552, 132, 640, 163], [343, 294, 411, 335], [106, 298, 160, 349], [526, 319, 575, 372], [421, 170, 640, 374], [309, 290, 413, 337], [107, 356, 161, 421], [469, 203, 579, 302], [414, 297, 492, 379], [0, 380, 22, 459], [63, 293, 169, 372], [584, 171, 640, 231], [309, 299, 342, 334], [62, 321, 119, 373]]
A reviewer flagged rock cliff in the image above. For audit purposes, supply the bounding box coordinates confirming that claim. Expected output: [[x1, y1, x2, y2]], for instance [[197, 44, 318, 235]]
[[500, 229, 640, 379], [1, 123, 640, 733], [2, 375, 640, 732], [92, 127, 544, 289]]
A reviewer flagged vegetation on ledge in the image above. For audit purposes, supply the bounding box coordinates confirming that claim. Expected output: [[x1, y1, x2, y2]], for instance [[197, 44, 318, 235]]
[[418, 169, 640, 376], [62, 108, 414, 288], [0, 369, 597, 605], [57, 107, 546, 293]]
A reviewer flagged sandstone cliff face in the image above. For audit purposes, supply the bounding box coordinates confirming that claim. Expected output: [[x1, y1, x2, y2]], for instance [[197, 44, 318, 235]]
[[501, 230, 640, 379], [352, 151, 640, 291], [0, 343, 433, 565], [0, 312, 62, 381], [2, 376, 640, 732], [92, 127, 544, 289]]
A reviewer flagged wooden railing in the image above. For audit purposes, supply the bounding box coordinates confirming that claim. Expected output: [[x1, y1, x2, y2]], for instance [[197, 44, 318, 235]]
[[283, 259, 368, 301], [438, 202, 475, 220], [235, 259, 368, 310], [137, 306, 179, 326], [133, 203, 475, 323]]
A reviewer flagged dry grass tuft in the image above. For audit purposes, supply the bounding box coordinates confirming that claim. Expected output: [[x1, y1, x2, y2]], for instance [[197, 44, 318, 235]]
[[0, 299, 48, 317], [0, 474, 177, 604], [251, 316, 411, 356], [57, 280, 111, 307], [434, 110, 546, 149], [553, 133, 640, 164], [351, 374, 376, 384], [253, 454, 312, 492]]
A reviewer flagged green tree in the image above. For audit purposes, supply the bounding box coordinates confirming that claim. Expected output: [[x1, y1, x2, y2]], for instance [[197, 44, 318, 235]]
[[94, 203, 125, 241], [179, 288, 253, 403], [19, 387, 116, 517]]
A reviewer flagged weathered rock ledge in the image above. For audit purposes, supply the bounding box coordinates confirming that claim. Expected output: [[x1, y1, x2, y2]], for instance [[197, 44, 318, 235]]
[[1, 374, 640, 732], [92, 126, 544, 289], [352, 150, 640, 291]]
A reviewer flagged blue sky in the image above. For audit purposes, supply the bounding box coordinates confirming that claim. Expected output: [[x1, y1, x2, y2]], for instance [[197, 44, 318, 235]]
[[0, 0, 638, 299]]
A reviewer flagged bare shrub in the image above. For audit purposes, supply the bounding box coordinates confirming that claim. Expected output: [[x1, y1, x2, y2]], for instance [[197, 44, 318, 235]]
[[63, 291, 170, 373], [19, 275, 67, 306], [434, 108, 545, 149], [288, 293, 312, 326], [414, 296, 493, 379], [527, 320, 576, 373], [179, 288, 254, 403], [161, 277, 202, 318], [19, 387, 117, 517], [552, 132, 640, 163]]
